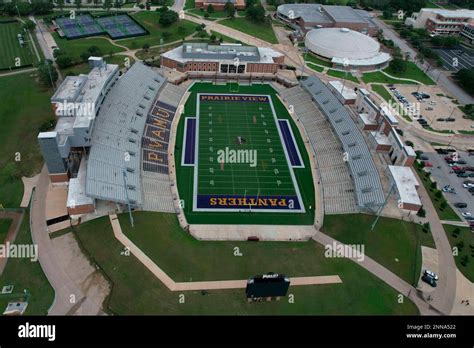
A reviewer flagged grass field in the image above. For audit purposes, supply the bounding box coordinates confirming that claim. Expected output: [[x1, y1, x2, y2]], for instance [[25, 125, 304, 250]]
[[0, 73, 54, 208], [118, 12, 196, 49], [71, 212, 419, 315], [363, 63, 435, 85], [0, 218, 12, 244], [327, 69, 359, 83], [0, 211, 55, 314], [176, 83, 315, 224], [322, 214, 435, 285], [219, 18, 278, 44], [305, 53, 332, 68], [444, 225, 474, 282], [306, 62, 324, 72], [0, 21, 36, 70]]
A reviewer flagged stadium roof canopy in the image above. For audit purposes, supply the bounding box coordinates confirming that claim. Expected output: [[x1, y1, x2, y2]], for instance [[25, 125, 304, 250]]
[[86, 62, 166, 207], [301, 76, 385, 209]]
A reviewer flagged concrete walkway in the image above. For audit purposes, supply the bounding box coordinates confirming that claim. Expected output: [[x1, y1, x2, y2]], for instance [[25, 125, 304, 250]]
[[109, 214, 342, 291], [0, 67, 38, 77], [413, 170, 457, 315], [380, 70, 422, 85], [312, 231, 440, 315], [30, 165, 103, 315], [20, 174, 39, 208]]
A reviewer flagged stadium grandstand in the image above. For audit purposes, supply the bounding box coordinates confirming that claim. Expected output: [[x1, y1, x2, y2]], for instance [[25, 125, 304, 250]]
[[38, 57, 176, 216], [300, 76, 385, 211]]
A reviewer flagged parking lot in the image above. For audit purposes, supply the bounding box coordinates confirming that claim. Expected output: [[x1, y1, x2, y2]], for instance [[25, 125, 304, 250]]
[[390, 85, 473, 132], [421, 149, 474, 222], [433, 46, 474, 72]]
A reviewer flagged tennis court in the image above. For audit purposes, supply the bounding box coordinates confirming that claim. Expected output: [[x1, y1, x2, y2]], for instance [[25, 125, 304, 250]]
[[55, 13, 147, 40]]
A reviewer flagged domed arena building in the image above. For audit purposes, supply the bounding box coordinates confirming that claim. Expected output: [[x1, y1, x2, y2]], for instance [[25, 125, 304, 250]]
[[304, 28, 391, 71]]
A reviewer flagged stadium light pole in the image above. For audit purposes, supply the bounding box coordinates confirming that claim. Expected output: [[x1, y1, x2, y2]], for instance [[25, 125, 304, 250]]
[[122, 170, 134, 228]]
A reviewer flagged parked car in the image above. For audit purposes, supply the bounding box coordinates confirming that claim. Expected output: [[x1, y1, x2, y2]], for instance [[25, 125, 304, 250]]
[[437, 118, 445, 122], [423, 270, 439, 281], [420, 155, 429, 160], [422, 274, 437, 287], [458, 173, 469, 177], [454, 203, 468, 208], [457, 160, 467, 164], [463, 183, 474, 188], [462, 212, 472, 218], [446, 118, 455, 122]]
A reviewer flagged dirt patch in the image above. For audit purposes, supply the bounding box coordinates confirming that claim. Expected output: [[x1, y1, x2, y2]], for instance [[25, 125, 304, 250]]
[[51, 232, 110, 314]]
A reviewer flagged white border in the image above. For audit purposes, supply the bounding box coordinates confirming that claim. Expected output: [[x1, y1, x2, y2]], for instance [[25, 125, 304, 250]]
[[278, 119, 305, 169], [192, 93, 305, 213], [181, 117, 196, 167]]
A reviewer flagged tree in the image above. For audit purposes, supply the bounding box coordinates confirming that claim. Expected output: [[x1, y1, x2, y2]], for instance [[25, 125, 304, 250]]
[[103, 0, 112, 10], [55, 55, 74, 69], [114, 0, 123, 8], [57, 0, 65, 11], [38, 60, 58, 87], [162, 31, 172, 40], [454, 68, 474, 96], [225, 2, 236, 18], [389, 57, 407, 73], [159, 10, 179, 26], [210, 34, 216, 42], [246, 4, 265, 23], [204, 12, 210, 18], [143, 43, 150, 51], [207, 4, 214, 13], [22, 19, 36, 32]]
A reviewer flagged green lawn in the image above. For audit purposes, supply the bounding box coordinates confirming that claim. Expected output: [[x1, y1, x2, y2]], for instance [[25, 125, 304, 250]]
[[118, 12, 196, 49], [0, 218, 12, 244], [322, 214, 435, 285], [327, 69, 359, 83], [362, 71, 416, 85], [53, 32, 125, 63], [414, 164, 462, 221], [0, 21, 36, 70], [306, 62, 324, 73], [187, 8, 243, 19], [0, 211, 55, 314], [72, 212, 419, 315], [184, 0, 195, 9], [444, 225, 474, 282], [384, 62, 435, 86], [219, 18, 278, 44], [60, 55, 135, 75], [0, 73, 54, 208], [305, 53, 332, 67], [176, 83, 315, 225]]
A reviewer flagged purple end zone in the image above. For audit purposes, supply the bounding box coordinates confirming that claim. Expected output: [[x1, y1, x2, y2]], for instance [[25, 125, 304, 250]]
[[197, 195, 301, 210], [183, 118, 196, 165], [278, 120, 302, 167]]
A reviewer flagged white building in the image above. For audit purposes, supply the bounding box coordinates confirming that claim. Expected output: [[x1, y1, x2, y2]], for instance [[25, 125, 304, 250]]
[[405, 8, 474, 36], [387, 165, 422, 212]]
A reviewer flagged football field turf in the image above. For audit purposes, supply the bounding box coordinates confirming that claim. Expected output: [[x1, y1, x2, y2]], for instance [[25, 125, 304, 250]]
[[176, 83, 315, 224], [0, 21, 35, 70], [193, 93, 304, 212]]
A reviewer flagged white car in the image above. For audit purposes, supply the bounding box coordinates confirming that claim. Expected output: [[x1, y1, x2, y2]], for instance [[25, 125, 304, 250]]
[[463, 183, 474, 188], [424, 270, 439, 281], [462, 212, 472, 217]]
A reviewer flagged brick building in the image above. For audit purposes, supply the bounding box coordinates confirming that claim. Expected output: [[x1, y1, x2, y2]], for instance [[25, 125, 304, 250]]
[[160, 43, 284, 74], [405, 8, 474, 36]]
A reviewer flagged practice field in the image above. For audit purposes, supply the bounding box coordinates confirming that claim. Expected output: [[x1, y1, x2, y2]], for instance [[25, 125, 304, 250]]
[[0, 21, 35, 70], [176, 83, 315, 225]]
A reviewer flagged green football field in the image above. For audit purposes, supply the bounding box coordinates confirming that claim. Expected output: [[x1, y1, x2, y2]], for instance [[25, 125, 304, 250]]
[[0, 21, 35, 70], [194, 93, 304, 212], [176, 83, 315, 224]]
